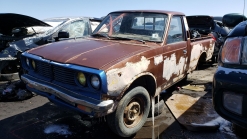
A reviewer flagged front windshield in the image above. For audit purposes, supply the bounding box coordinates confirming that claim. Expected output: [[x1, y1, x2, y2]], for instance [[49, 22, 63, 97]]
[[93, 12, 168, 42]]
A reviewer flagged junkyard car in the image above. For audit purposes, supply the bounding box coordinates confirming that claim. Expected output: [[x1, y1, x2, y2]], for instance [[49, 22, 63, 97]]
[[0, 13, 101, 79], [213, 16, 247, 128], [21, 10, 215, 137]]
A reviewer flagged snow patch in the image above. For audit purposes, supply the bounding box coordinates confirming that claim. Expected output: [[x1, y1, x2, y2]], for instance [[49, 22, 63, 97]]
[[44, 124, 72, 135], [192, 117, 235, 136]]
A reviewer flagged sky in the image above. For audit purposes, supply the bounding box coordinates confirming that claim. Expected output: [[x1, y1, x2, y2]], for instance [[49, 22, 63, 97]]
[[0, 0, 246, 20]]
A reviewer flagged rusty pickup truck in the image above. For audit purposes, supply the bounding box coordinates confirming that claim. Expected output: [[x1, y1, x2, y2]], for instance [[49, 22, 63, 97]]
[[20, 10, 215, 137]]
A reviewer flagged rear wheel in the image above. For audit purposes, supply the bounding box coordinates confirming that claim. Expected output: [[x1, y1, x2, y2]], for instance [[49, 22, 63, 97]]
[[107, 86, 150, 137]]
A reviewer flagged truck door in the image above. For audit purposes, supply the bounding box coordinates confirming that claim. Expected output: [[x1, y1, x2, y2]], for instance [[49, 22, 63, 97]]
[[162, 15, 189, 87]]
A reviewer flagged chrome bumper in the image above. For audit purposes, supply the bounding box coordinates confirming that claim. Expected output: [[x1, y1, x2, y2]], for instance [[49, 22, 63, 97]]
[[21, 75, 114, 112]]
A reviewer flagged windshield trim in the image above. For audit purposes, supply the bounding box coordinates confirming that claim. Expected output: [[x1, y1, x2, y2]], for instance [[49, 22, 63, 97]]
[[93, 12, 168, 43]]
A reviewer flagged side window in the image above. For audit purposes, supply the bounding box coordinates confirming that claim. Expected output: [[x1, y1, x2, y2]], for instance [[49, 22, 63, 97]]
[[60, 24, 70, 33], [69, 21, 86, 38], [90, 21, 100, 32], [167, 16, 184, 44], [59, 20, 87, 38]]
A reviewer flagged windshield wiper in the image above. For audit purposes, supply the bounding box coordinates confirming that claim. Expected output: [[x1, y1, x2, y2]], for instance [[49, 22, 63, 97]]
[[91, 33, 110, 39], [110, 36, 146, 44]]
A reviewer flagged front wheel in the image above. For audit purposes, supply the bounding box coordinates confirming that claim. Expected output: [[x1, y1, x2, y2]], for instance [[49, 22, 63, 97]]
[[107, 86, 150, 137]]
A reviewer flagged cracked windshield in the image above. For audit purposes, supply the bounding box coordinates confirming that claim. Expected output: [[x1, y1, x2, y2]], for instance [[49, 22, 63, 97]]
[[93, 12, 168, 42]]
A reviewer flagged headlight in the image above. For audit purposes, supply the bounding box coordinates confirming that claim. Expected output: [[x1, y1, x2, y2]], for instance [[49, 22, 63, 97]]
[[31, 60, 36, 69], [223, 91, 243, 115], [91, 75, 100, 89], [221, 37, 241, 64], [26, 58, 30, 67], [242, 37, 247, 64], [77, 72, 86, 86]]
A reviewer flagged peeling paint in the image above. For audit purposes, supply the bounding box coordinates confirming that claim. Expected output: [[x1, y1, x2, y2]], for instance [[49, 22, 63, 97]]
[[163, 83, 171, 89], [154, 55, 163, 65], [154, 87, 162, 96], [106, 56, 150, 96], [207, 42, 215, 60], [162, 53, 186, 80], [172, 74, 185, 83], [189, 44, 204, 70], [183, 57, 188, 71]]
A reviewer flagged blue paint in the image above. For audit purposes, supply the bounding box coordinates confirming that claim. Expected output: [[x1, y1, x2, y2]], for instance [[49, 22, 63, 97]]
[[21, 52, 108, 98], [26, 85, 94, 116]]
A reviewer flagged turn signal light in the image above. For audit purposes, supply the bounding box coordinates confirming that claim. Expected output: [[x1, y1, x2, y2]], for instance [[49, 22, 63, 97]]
[[221, 37, 241, 64], [242, 37, 247, 64], [77, 104, 92, 113]]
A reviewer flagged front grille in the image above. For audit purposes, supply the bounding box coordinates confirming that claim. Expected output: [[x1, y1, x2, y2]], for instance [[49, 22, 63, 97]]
[[53, 65, 76, 85], [36, 61, 52, 78], [34, 60, 77, 86]]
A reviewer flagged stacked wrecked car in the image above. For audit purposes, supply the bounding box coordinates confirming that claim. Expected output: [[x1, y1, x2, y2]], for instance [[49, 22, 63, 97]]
[[0, 13, 101, 80], [0, 13, 101, 100]]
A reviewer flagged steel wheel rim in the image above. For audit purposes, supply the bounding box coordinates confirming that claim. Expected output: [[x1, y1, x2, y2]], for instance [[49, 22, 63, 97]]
[[124, 97, 144, 128]]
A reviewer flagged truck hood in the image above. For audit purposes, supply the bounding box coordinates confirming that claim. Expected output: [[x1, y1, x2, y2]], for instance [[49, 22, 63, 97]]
[[0, 13, 51, 35], [27, 38, 150, 69]]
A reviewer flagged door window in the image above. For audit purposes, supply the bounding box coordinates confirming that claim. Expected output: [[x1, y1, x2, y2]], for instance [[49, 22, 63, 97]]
[[167, 16, 184, 44], [60, 20, 88, 38]]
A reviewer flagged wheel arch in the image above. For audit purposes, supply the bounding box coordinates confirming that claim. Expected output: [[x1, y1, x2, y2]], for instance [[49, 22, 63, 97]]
[[119, 72, 157, 99], [198, 51, 207, 62]]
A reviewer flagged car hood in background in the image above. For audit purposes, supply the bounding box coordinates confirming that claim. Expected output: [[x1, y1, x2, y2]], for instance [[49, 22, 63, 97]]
[[0, 13, 51, 34]]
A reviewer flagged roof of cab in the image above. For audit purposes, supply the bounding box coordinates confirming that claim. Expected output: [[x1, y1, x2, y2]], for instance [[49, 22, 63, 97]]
[[109, 10, 185, 16]]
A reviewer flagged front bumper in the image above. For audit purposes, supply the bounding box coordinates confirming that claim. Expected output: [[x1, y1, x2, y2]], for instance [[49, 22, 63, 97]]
[[0, 56, 17, 71], [213, 66, 247, 128], [21, 74, 114, 117]]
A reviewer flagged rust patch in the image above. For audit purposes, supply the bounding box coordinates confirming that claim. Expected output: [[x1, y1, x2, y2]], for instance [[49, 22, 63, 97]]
[[106, 56, 151, 96]]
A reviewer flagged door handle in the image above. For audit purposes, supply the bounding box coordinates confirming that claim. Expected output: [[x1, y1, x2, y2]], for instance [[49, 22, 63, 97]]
[[183, 50, 187, 54]]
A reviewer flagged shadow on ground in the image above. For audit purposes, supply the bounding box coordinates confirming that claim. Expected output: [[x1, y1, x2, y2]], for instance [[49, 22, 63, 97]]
[[0, 102, 132, 139]]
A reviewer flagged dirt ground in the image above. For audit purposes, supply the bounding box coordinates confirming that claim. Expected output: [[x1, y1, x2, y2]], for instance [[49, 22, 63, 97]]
[[0, 63, 247, 139]]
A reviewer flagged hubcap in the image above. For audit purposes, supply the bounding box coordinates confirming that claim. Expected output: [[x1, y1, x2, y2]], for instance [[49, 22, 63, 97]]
[[124, 98, 144, 128]]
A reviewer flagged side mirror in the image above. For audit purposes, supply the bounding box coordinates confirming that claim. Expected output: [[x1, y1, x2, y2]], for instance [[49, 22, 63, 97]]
[[58, 30, 69, 39]]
